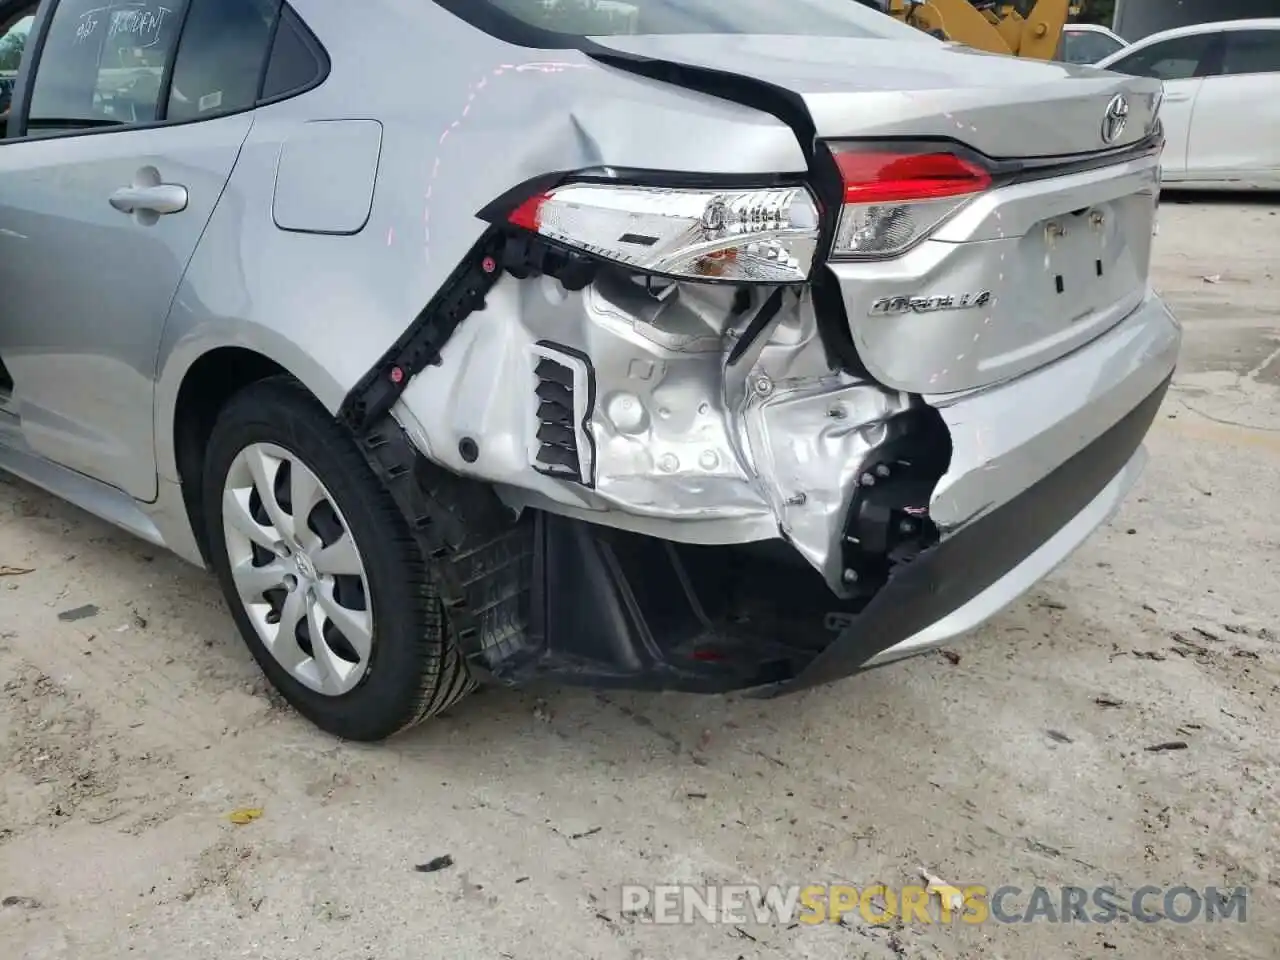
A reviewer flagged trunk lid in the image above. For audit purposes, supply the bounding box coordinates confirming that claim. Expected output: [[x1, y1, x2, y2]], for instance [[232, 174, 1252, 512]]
[[590, 34, 1163, 159], [828, 152, 1161, 394], [592, 33, 1164, 393]]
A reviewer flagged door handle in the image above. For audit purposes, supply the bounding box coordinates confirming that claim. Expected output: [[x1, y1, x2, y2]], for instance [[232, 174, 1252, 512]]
[[1162, 93, 1193, 103], [109, 183, 188, 216]]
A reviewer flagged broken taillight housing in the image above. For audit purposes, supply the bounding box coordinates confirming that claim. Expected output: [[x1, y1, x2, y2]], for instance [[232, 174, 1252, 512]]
[[829, 146, 993, 259], [507, 182, 820, 283]]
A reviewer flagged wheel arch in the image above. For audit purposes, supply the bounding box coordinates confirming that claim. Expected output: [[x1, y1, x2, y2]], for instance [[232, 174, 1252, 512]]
[[158, 332, 348, 561]]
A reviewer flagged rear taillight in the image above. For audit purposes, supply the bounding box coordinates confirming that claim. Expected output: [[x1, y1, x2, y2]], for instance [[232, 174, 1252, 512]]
[[506, 183, 820, 283], [828, 147, 992, 260]]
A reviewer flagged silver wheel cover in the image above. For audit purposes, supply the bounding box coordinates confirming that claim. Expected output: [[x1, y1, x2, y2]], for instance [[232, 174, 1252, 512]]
[[221, 442, 374, 696]]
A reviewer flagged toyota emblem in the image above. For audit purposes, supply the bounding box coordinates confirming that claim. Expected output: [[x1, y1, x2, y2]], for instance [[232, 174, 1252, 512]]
[[1101, 93, 1129, 145]]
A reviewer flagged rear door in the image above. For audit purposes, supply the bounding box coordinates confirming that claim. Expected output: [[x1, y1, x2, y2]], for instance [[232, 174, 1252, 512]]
[[1184, 27, 1280, 183], [1100, 30, 1223, 179], [0, 0, 279, 500]]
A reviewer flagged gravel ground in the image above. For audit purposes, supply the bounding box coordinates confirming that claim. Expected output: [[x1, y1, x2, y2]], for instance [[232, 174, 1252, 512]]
[[1, 195, 1277, 960]]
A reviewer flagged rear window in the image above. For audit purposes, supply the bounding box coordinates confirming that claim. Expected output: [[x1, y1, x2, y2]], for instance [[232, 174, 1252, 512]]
[[434, 0, 926, 43]]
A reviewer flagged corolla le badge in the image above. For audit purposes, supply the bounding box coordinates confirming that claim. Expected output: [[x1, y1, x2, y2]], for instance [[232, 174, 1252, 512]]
[[1102, 93, 1129, 145], [869, 291, 992, 317]]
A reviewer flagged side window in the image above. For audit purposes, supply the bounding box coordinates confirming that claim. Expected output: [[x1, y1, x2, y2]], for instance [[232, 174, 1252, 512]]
[[166, 0, 278, 122], [0, 5, 38, 120], [27, 1, 185, 131], [259, 4, 325, 101], [13, 0, 320, 136], [1107, 33, 1217, 80], [1219, 30, 1280, 76]]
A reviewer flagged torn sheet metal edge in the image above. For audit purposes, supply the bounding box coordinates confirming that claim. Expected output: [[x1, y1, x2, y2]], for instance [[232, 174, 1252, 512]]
[[756, 373, 1169, 695]]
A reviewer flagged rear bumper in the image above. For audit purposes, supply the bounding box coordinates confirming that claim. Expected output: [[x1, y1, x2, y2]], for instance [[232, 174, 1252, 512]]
[[765, 292, 1179, 693], [767, 381, 1164, 694], [927, 288, 1180, 533], [371, 280, 1178, 696]]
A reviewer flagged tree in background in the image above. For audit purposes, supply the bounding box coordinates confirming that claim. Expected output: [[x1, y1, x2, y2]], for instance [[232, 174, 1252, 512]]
[[0, 28, 24, 71]]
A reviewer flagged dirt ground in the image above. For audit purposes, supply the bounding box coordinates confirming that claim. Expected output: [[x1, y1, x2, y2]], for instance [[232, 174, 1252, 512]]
[[2, 195, 1278, 960]]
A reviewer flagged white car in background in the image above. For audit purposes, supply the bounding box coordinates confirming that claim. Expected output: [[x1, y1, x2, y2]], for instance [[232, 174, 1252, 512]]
[[1058, 23, 1129, 64], [1096, 18, 1280, 189]]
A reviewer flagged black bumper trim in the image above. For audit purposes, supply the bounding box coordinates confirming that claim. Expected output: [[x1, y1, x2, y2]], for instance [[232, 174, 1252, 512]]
[[761, 373, 1172, 695]]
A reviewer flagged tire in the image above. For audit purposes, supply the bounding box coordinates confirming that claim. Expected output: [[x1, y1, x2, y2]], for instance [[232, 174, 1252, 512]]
[[202, 375, 474, 741]]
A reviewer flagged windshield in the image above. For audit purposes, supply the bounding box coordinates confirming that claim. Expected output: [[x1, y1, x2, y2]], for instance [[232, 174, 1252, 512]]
[[435, 0, 925, 42]]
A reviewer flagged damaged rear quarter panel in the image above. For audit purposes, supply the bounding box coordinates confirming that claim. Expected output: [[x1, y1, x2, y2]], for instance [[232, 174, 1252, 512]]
[[154, 0, 806, 479]]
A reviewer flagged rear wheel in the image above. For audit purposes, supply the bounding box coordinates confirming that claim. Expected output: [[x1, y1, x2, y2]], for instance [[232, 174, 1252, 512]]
[[202, 376, 473, 741]]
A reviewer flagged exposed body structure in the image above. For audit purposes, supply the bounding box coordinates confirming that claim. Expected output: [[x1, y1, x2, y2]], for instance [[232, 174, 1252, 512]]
[[0, 0, 1179, 740]]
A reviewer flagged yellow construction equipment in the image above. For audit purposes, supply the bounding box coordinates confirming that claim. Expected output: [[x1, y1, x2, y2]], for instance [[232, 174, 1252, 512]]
[[867, 1, 1082, 60]]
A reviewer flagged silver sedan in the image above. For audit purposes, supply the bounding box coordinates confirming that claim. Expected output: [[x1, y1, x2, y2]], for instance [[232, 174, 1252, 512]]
[[0, 0, 1179, 740]]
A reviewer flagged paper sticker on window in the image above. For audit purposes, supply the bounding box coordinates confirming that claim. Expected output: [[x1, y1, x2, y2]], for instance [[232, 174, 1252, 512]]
[[199, 90, 223, 112]]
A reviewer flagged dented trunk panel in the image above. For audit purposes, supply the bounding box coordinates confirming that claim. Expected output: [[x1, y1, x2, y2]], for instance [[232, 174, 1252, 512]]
[[589, 34, 1164, 158]]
